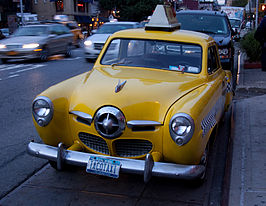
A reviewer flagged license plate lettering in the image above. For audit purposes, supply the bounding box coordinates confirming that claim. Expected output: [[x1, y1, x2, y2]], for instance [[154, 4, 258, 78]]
[[86, 156, 121, 178]]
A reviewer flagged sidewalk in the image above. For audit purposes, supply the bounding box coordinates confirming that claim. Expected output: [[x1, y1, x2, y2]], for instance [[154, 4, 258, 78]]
[[228, 62, 266, 205]]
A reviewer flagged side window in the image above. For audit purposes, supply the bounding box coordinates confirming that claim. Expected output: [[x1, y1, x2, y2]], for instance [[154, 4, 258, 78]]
[[207, 46, 219, 74], [49, 26, 60, 35], [56, 25, 65, 35], [60, 25, 70, 34], [127, 40, 144, 56]]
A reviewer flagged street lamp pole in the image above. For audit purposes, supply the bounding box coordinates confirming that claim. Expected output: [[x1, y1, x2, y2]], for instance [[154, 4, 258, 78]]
[[256, 0, 259, 28], [20, 0, 24, 25]]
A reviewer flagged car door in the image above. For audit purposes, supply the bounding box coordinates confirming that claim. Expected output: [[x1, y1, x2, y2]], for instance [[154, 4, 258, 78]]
[[207, 45, 226, 121], [47, 25, 62, 54], [56, 25, 73, 53]]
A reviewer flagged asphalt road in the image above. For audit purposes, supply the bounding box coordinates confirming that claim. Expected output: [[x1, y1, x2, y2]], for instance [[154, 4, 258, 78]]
[[0, 48, 233, 206], [0, 48, 92, 199]]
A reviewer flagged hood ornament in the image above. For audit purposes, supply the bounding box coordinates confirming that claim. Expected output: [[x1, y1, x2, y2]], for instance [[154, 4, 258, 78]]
[[115, 79, 127, 93]]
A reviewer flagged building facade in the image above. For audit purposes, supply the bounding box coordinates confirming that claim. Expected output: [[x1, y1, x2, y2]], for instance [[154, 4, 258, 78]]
[[32, 0, 98, 21]]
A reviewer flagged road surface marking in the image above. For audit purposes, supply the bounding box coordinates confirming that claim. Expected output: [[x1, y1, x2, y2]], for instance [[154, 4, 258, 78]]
[[7, 74, 19, 79], [9, 64, 45, 74], [0, 64, 28, 71]]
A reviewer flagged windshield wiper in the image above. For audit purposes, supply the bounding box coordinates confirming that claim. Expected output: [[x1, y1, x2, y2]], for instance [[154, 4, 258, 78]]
[[111, 59, 132, 68]]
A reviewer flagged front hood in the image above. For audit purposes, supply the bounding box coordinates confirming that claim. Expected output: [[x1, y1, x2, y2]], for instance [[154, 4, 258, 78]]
[[88, 34, 111, 43], [69, 67, 205, 123], [208, 34, 231, 46], [0, 36, 46, 44]]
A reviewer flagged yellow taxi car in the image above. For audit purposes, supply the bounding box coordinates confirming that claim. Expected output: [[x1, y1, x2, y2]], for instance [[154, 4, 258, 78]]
[[27, 5, 233, 183]]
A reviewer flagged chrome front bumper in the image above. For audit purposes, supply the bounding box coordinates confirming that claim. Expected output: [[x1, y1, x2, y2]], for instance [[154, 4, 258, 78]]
[[27, 142, 205, 182]]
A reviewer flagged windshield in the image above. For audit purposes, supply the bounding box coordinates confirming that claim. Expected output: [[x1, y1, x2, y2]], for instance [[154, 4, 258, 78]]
[[229, 19, 241, 28], [101, 39, 202, 74], [176, 13, 230, 35], [96, 24, 135, 34], [13, 26, 48, 36]]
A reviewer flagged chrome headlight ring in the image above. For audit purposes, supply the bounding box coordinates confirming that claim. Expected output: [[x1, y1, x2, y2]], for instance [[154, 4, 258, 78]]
[[169, 113, 195, 146], [32, 96, 54, 127]]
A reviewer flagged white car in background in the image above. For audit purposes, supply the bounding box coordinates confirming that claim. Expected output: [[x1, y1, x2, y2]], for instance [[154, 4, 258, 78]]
[[84, 22, 140, 62]]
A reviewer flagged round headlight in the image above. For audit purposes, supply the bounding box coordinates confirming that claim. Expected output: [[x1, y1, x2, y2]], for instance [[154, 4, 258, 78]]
[[32, 96, 53, 127], [169, 113, 195, 146]]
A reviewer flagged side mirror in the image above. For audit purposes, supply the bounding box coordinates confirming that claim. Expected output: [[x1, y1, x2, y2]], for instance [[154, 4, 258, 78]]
[[91, 29, 97, 35]]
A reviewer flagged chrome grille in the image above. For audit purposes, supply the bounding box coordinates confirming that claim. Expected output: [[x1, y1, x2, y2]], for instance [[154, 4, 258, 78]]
[[94, 43, 104, 50], [114, 139, 153, 157], [6, 45, 22, 49], [79, 132, 109, 155]]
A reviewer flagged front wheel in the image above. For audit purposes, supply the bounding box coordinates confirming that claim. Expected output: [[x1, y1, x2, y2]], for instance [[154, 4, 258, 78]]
[[65, 44, 72, 58], [192, 143, 210, 186], [1, 58, 7, 64]]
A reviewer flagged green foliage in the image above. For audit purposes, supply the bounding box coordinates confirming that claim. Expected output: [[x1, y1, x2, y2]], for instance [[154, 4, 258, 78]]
[[99, 0, 162, 22], [240, 30, 261, 62]]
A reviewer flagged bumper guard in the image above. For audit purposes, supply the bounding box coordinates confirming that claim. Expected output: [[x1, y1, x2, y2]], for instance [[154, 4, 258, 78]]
[[27, 142, 205, 182]]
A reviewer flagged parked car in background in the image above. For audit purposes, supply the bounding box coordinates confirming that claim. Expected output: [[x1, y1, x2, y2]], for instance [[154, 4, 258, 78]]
[[0, 23, 73, 63], [0, 28, 10, 37], [229, 18, 243, 40], [27, 5, 233, 184], [83, 21, 141, 62], [176, 10, 235, 72]]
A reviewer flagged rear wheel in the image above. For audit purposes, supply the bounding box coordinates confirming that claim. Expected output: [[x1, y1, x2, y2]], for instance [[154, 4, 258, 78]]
[[40, 47, 49, 62]]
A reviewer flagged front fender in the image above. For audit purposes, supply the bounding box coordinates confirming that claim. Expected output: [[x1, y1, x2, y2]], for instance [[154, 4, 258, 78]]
[[33, 72, 89, 148], [162, 82, 223, 165]]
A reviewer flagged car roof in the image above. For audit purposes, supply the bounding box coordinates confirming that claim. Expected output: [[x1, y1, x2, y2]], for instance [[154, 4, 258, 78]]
[[22, 23, 62, 28], [229, 17, 242, 20], [104, 22, 139, 25], [176, 10, 227, 17], [111, 28, 214, 46]]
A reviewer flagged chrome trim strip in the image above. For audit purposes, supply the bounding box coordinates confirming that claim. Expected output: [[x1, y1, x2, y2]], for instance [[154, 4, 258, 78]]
[[27, 142, 205, 180], [127, 120, 162, 128], [69, 111, 93, 125]]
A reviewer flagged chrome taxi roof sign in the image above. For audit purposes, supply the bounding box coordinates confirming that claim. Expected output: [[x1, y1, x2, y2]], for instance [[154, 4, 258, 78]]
[[145, 4, 181, 31]]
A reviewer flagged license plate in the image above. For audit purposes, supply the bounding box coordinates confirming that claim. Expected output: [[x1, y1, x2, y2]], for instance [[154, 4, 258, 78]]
[[86, 156, 121, 178], [7, 51, 18, 56]]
